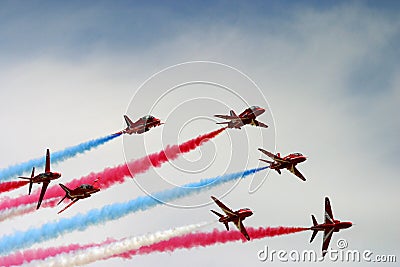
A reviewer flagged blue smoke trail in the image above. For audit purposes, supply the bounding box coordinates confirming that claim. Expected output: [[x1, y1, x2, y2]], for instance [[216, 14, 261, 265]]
[[0, 133, 121, 182], [0, 166, 267, 255]]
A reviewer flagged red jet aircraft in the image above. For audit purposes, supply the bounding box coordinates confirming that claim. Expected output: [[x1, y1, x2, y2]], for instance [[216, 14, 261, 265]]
[[121, 114, 163, 134], [19, 149, 61, 209], [258, 148, 307, 181], [57, 178, 100, 214], [214, 106, 268, 129], [310, 197, 352, 257], [210, 196, 253, 241]]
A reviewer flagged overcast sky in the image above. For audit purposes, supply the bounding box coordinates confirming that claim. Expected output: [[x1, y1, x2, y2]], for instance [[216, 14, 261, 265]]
[[0, 1, 399, 266]]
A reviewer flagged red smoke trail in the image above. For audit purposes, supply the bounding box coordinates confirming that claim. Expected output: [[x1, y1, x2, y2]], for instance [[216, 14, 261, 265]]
[[0, 225, 305, 266], [119, 226, 308, 259], [0, 181, 28, 194], [0, 128, 225, 216]]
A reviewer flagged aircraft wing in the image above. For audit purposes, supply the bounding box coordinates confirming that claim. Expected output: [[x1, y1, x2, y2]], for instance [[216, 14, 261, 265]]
[[253, 120, 269, 128], [230, 120, 244, 129], [234, 218, 250, 241], [58, 199, 79, 214], [45, 149, 51, 173], [37, 180, 50, 209], [325, 197, 334, 223], [258, 148, 289, 163], [211, 196, 235, 216], [289, 165, 306, 181], [322, 228, 334, 257]]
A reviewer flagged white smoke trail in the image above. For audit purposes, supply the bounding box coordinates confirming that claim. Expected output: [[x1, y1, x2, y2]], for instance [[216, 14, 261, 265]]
[[33, 221, 211, 267], [0, 198, 56, 222], [0, 204, 35, 222]]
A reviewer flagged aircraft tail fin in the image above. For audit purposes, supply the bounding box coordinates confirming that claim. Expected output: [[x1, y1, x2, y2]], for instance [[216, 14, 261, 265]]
[[18, 167, 35, 195], [211, 210, 230, 231], [123, 115, 134, 127], [29, 167, 34, 194], [30, 167, 35, 178], [310, 230, 318, 243], [211, 209, 223, 218], [224, 222, 229, 231], [311, 214, 318, 226], [230, 110, 237, 117], [309, 215, 319, 243], [57, 195, 67, 206], [259, 158, 274, 164], [57, 183, 71, 205], [28, 179, 33, 195]]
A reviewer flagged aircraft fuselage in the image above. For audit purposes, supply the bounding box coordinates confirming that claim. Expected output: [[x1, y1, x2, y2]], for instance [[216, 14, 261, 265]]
[[124, 119, 162, 134], [239, 106, 265, 119], [271, 155, 306, 170], [68, 188, 100, 199], [218, 209, 253, 223], [32, 172, 61, 183], [310, 221, 352, 232]]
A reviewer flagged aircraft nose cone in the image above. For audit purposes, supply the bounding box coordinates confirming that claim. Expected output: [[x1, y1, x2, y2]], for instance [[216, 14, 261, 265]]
[[256, 107, 265, 113], [251, 106, 265, 115], [343, 222, 352, 228]]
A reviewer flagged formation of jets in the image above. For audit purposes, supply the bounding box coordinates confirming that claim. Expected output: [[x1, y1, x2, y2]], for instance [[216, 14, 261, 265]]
[[211, 106, 351, 255], [16, 114, 165, 213], [13, 105, 352, 256]]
